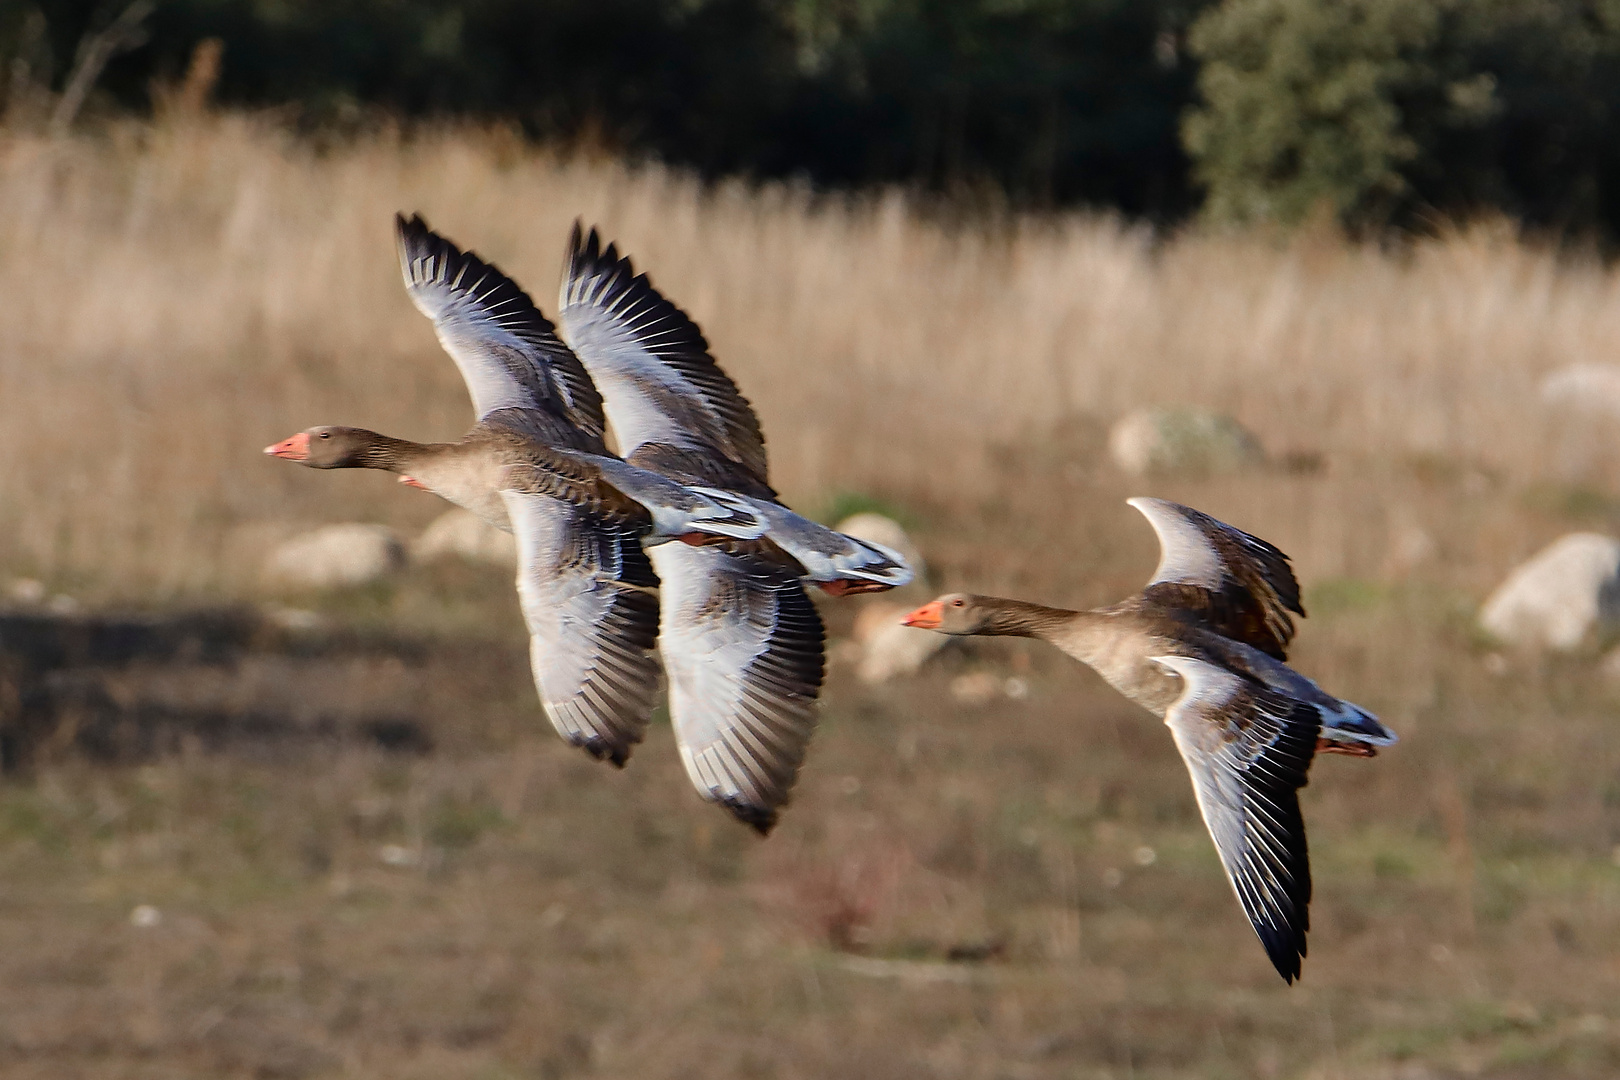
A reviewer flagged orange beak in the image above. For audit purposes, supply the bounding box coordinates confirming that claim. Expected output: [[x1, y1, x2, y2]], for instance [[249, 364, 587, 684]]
[[264, 432, 310, 460], [902, 600, 944, 629]]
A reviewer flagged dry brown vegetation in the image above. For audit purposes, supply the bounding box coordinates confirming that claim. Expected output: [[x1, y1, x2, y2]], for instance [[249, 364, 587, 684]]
[[2, 114, 1620, 1078]]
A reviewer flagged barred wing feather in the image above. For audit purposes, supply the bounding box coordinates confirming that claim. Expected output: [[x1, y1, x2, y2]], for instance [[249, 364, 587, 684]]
[[558, 223, 770, 488], [502, 491, 662, 766], [1151, 654, 1319, 983], [653, 543, 825, 833], [1130, 498, 1304, 660], [396, 214, 605, 443]]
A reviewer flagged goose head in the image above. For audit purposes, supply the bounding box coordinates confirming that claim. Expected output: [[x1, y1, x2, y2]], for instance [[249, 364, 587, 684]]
[[903, 593, 1071, 637], [902, 592, 989, 635], [264, 426, 383, 468]]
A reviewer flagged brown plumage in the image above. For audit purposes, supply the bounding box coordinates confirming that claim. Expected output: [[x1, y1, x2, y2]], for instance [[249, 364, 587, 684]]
[[903, 498, 1396, 983], [265, 215, 767, 772]]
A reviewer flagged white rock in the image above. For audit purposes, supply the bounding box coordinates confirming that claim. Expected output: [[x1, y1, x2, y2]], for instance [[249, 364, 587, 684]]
[[1479, 533, 1620, 650], [834, 512, 925, 581], [260, 604, 327, 632], [1385, 520, 1439, 577], [1540, 364, 1620, 420], [414, 508, 517, 568], [6, 578, 45, 605], [949, 671, 1002, 704], [1108, 406, 1264, 476], [852, 601, 946, 683], [263, 524, 407, 590]]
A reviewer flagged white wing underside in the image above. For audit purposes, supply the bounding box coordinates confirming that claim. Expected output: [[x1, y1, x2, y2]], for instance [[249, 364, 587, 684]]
[[654, 543, 824, 832], [1151, 654, 1316, 982], [561, 304, 722, 460], [1128, 497, 1225, 589], [503, 490, 662, 765], [396, 216, 601, 435]]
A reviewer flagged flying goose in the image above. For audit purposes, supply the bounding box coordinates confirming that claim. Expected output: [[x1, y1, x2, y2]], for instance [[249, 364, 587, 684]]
[[901, 498, 1396, 982], [266, 215, 765, 768], [555, 225, 913, 833]]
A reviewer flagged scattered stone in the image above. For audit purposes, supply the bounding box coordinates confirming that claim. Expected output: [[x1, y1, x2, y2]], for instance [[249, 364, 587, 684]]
[[949, 671, 1028, 704], [949, 671, 1002, 704], [263, 524, 407, 590], [834, 513, 926, 583], [414, 508, 516, 569], [1107, 406, 1265, 476], [129, 904, 161, 928], [260, 604, 327, 633], [6, 578, 45, 605], [1478, 533, 1620, 650], [852, 601, 947, 683], [1385, 520, 1439, 577], [377, 844, 417, 868], [1540, 364, 1620, 421]]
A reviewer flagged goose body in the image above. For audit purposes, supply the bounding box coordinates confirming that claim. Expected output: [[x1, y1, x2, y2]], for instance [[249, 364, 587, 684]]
[[265, 215, 764, 769], [904, 497, 1396, 982], [554, 225, 913, 832]]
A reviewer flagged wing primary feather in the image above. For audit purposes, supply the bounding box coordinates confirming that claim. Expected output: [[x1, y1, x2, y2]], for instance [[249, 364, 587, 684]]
[[1152, 654, 1317, 983]]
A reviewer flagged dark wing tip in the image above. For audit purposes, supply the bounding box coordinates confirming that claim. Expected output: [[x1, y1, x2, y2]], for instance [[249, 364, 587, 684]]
[[577, 735, 633, 768], [1254, 916, 1307, 982], [721, 796, 779, 836], [394, 211, 444, 260]]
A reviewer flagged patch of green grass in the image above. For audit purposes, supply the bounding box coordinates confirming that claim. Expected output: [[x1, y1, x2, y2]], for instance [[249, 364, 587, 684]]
[[428, 793, 507, 850], [813, 491, 916, 529], [1522, 482, 1620, 522], [1304, 577, 1389, 615]]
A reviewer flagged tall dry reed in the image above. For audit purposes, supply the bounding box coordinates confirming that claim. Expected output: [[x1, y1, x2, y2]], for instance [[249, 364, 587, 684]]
[[3, 113, 1619, 596]]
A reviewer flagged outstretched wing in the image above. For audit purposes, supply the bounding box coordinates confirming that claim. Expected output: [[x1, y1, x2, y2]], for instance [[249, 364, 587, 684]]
[[557, 223, 771, 490], [653, 542, 825, 834], [1150, 654, 1319, 984], [1130, 498, 1304, 660], [396, 214, 606, 444], [502, 490, 661, 766]]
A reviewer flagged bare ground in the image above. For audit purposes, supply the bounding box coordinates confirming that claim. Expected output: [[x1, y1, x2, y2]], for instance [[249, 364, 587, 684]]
[[1, 115, 1619, 1078]]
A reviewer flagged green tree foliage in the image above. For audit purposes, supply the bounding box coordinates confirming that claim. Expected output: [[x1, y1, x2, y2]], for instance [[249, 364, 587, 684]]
[[1184, 0, 1620, 236], [1183, 0, 1451, 228]]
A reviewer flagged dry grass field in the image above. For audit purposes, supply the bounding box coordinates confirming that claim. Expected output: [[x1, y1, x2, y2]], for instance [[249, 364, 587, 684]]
[[2, 113, 1620, 1078]]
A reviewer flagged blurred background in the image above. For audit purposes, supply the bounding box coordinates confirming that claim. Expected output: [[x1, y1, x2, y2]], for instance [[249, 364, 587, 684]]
[[4, 1, 1620, 1077]]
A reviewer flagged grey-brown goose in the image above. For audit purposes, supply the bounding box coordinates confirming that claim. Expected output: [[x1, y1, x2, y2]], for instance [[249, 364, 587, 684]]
[[554, 225, 913, 833], [902, 497, 1396, 983], [265, 215, 764, 768]]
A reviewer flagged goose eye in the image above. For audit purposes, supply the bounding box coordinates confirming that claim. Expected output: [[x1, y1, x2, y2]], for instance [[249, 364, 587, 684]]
[[951, 599, 965, 607], [318, 432, 330, 439]]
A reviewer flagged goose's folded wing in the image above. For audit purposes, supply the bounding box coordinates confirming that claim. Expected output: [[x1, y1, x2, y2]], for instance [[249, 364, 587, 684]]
[[653, 543, 825, 834], [1150, 654, 1319, 983], [502, 490, 662, 766], [396, 214, 605, 442], [1130, 497, 1304, 660], [502, 453, 765, 542], [557, 223, 771, 491], [748, 499, 913, 591]]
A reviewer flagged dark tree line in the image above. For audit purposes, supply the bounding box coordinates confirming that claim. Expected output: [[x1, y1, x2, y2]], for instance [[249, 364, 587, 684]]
[[11, 0, 1620, 236], [4, 0, 1207, 218]]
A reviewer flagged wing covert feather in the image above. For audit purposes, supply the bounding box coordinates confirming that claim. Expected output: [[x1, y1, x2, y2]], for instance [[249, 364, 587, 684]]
[[1130, 498, 1304, 659]]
